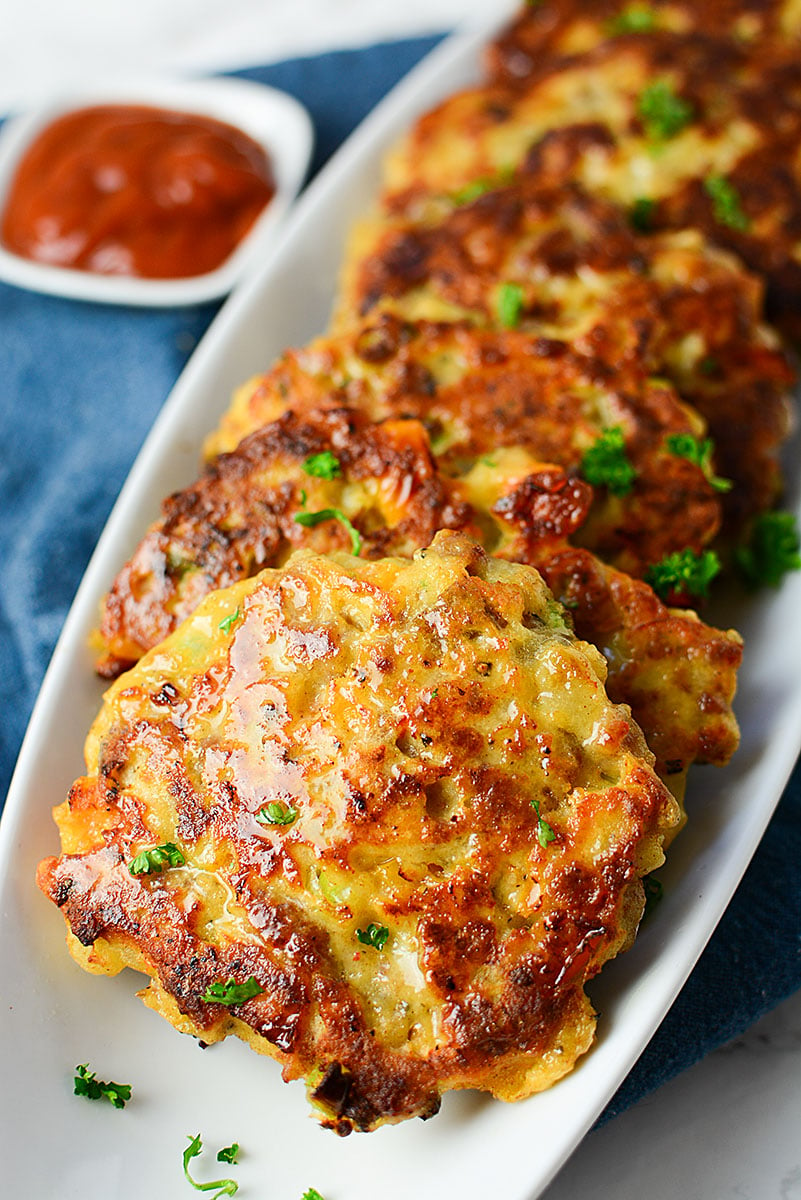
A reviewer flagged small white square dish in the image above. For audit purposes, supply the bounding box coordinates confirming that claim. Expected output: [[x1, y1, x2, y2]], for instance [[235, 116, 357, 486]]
[[0, 76, 313, 306]]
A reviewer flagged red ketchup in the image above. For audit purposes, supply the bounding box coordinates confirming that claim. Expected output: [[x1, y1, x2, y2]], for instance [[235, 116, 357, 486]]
[[0, 104, 276, 279]]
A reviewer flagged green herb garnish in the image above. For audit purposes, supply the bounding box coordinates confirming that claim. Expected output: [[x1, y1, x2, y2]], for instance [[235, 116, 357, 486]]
[[699, 355, 719, 375], [294, 508, 362, 555], [216, 1145, 240, 1166], [256, 800, 298, 827], [496, 281, 526, 329], [218, 609, 241, 635], [643, 874, 664, 920], [580, 426, 637, 495], [451, 177, 497, 205], [638, 79, 694, 140], [202, 976, 264, 1006], [665, 433, 732, 492], [531, 799, 557, 848], [73, 1063, 131, 1109], [645, 547, 721, 598], [607, 5, 657, 34], [735, 511, 801, 588], [355, 923, 390, 951], [128, 842, 185, 876], [704, 175, 751, 232], [183, 1134, 238, 1198], [303, 451, 342, 480], [630, 196, 656, 231], [302, 1190, 327, 1200]]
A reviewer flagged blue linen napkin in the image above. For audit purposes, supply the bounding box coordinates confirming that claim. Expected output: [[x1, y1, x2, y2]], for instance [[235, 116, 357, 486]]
[[0, 35, 798, 1124]]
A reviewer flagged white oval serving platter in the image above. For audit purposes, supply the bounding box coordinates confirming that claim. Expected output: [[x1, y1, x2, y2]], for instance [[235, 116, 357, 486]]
[[0, 8, 800, 1199]]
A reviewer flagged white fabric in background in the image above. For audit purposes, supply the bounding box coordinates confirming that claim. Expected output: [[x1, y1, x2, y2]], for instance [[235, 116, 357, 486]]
[[0, 0, 504, 115]]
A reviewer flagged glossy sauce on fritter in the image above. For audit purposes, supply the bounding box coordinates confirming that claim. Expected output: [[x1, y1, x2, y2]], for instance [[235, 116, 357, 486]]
[[39, 534, 680, 1132]]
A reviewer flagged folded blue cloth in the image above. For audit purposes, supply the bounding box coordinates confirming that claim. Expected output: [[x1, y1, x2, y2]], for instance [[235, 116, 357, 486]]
[[0, 35, 798, 1124]]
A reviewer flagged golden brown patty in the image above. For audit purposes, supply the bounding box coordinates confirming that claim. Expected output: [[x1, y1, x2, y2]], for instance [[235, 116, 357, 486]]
[[95, 406, 476, 676], [207, 317, 724, 578], [338, 181, 794, 535], [487, 0, 801, 87], [383, 30, 801, 335], [95, 402, 741, 787], [40, 533, 680, 1132]]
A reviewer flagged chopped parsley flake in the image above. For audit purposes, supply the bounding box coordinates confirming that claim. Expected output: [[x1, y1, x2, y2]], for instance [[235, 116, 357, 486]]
[[216, 1145, 240, 1166], [704, 175, 751, 232], [128, 842, 185, 876], [294, 508, 362, 555], [699, 355, 719, 375], [607, 5, 657, 34], [73, 1063, 131, 1109], [531, 799, 557, 848], [665, 433, 732, 492], [355, 922, 390, 951], [202, 976, 264, 1006], [218, 609, 241, 635], [183, 1134, 238, 1198], [645, 547, 721, 599], [302, 1191, 327, 1200], [630, 196, 656, 231], [496, 281, 526, 329], [735, 511, 801, 588], [580, 426, 637, 495], [643, 874, 664, 920], [303, 451, 342, 480], [638, 79, 694, 140], [451, 177, 497, 205], [257, 800, 298, 827]]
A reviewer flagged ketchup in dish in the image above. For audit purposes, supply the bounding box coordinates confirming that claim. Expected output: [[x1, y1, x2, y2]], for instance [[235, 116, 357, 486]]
[[0, 104, 276, 279]]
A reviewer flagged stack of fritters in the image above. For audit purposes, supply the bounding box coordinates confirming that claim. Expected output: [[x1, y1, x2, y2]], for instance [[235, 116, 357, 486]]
[[41, 1, 800, 1131]]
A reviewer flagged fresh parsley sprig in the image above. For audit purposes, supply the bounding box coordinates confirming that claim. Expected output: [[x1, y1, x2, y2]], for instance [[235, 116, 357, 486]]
[[256, 800, 298, 827], [645, 547, 721, 599], [73, 1063, 131, 1109], [704, 175, 751, 232], [218, 609, 241, 635], [294, 508, 362, 555], [355, 922, 390, 951], [202, 976, 264, 1006], [736, 511, 801, 588], [607, 4, 657, 33], [580, 426, 637, 495], [496, 281, 526, 329], [303, 451, 342, 480], [638, 79, 694, 140], [630, 196, 656, 231], [665, 433, 732, 492], [183, 1134, 238, 1198], [128, 842, 185, 876], [531, 799, 557, 849]]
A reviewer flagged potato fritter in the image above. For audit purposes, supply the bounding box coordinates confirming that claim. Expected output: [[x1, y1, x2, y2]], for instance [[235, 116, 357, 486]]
[[383, 31, 801, 335], [338, 181, 794, 535], [95, 405, 741, 789], [39, 533, 680, 1132], [207, 317, 724, 578], [95, 406, 476, 677], [487, 0, 801, 87]]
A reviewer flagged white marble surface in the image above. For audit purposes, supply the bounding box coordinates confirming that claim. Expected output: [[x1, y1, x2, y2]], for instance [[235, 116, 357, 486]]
[[1, 2, 799, 1196]]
